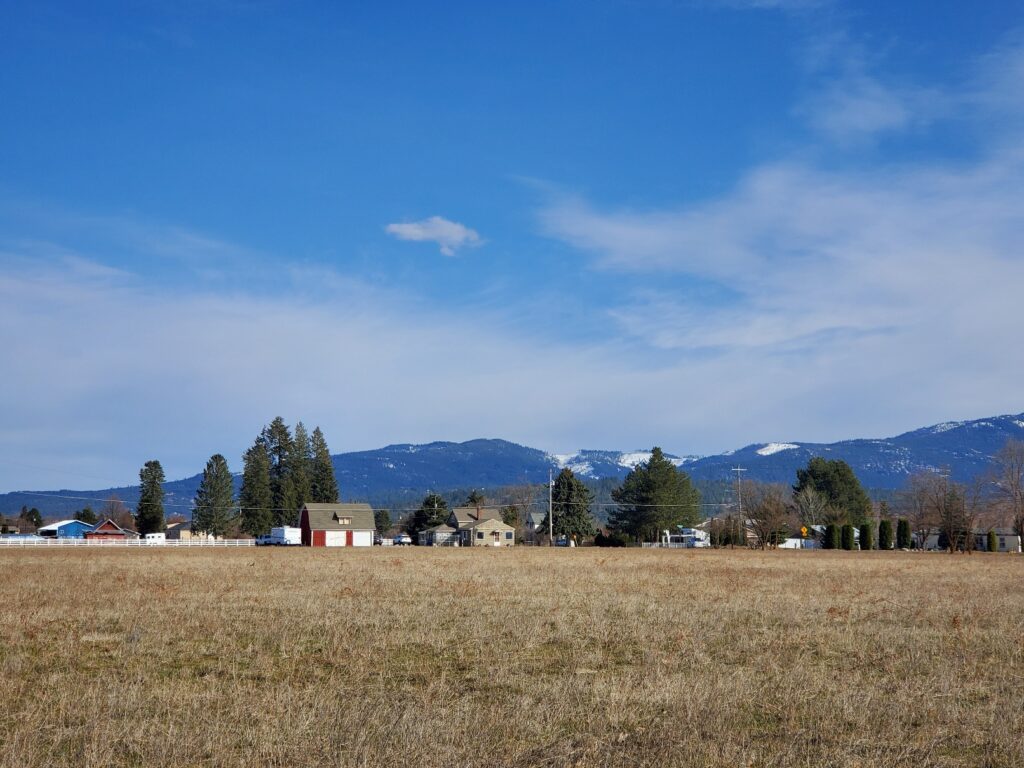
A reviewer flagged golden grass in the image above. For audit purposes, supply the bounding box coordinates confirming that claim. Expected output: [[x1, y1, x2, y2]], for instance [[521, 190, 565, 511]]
[[1, 548, 1022, 767]]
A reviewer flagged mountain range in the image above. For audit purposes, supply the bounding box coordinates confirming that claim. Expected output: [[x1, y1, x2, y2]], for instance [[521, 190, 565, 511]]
[[3, 412, 1023, 518]]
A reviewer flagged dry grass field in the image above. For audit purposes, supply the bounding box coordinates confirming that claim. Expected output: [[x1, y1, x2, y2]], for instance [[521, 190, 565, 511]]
[[1, 547, 1022, 767]]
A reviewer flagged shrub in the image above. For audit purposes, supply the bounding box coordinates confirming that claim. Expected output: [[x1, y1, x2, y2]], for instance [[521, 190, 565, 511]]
[[595, 531, 629, 548], [987, 529, 999, 553], [896, 518, 911, 549], [823, 524, 840, 550], [859, 523, 873, 550], [841, 524, 855, 550], [878, 519, 894, 550]]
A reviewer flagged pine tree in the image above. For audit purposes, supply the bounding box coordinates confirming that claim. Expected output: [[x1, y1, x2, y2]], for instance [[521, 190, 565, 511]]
[[609, 447, 701, 542], [192, 454, 235, 538], [987, 529, 998, 553], [405, 493, 449, 539], [465, 490, 486, 508], [291, 422, 313, 508], [878, 518, 894, 550], [823, 523, 840, 549], [239, 441, 274, 536], [74, 507, 97, 525], [374, 508, 391, 535], [896, 518, 912, 549], [794, 457, 873, 526], [309, 426, 339, 503], [136, 460, 166, 535], [541, 468, 596, 542], [859, 523, 873, 550], [262, 417, 298, 526], [841, 523, 855, 550]]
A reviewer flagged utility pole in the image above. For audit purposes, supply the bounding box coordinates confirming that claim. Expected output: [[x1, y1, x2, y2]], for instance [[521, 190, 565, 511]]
[[548, 468, 554, 546], [732, 466, 746, 549]]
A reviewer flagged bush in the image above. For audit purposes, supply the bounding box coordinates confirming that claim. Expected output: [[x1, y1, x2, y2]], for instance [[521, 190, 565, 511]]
[[878, 519, 894, 550], [824, 524, 840, 550], [987, 529, 999, 553], [594, 531, 629, 548], [841, 524, 855, 550], [896, 518, 911, 549], [859, 523, 873, 550]]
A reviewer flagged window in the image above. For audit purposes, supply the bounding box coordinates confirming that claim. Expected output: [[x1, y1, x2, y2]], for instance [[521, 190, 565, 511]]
[[476, 532, 484, 539], [505, 532, 513, 540], [336, 517, 351, 525]]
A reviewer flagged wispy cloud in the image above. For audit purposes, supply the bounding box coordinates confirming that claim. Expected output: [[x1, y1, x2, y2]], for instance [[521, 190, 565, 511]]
[[385, 216, 481, 256], [538, 34, 1024, 434]]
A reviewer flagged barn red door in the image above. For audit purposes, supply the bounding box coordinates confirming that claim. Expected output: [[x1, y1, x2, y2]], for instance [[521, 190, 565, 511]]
[[312, 530, 326, 547], [346, 530, 353, 547]]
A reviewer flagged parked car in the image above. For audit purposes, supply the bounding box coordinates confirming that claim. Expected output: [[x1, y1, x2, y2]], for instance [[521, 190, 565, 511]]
[[393, 533, 412, 546]]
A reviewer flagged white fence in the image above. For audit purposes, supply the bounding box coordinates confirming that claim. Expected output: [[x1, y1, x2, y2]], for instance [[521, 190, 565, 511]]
[[0, 538, 255, 547]]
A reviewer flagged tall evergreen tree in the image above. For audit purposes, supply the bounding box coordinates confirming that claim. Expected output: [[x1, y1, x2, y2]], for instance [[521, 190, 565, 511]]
[[136, 460, 166, 535], [465, 490, 486, 508], [192, 454, 235, 538], [541, 468, 597, 541], [896, 518, 912, 549], [239, 441, 273, 536], [404, 493, 449, 539], [793, 457, 872, 526], [262, 417, 298, 526], [74, 507, 97, 525], [309, 426, 339, 503], [609, 447, 701, 541], [374, 508, 391, 535], [290, 421, 313, 507]]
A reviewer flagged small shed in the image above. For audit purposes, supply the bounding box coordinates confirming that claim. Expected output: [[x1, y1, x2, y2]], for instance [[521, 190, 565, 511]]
[[84, 518, 139, 540], [37, 519, 95, 539], [299, 503, 375, 547], [419, 523, 458, 546]]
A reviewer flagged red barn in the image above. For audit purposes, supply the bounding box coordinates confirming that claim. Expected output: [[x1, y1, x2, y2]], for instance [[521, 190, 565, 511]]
[[299, 503, 375, 547], [84, 518, 139, 540]]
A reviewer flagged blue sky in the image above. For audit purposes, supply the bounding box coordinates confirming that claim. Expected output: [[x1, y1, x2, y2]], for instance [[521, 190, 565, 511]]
[[2, 0, 1024, 491]]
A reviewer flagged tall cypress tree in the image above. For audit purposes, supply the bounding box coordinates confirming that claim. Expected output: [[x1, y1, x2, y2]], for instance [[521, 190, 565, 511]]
[[239, 441, 273, 536], [136, 460, 166, 535], [609, 447, 701, 541], [192, 454, 235, 538], [262, 417, 297, 526], [541, 468, 596, 541], [309, 426, 339, 503], [291, 422, 313, 507]]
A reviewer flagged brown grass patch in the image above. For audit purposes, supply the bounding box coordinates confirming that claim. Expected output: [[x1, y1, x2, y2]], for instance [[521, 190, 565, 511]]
[[1, 548, 1022, 766]]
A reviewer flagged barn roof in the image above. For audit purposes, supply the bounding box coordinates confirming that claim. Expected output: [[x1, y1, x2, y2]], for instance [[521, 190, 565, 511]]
[[38, 519, 89, 532], [301, 503, 375, 531]]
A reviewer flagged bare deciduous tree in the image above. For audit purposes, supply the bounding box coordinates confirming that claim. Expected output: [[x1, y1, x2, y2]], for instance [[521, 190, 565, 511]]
[[992, 439, 1024, 540], [792, 486, 828, 527], [899, 472, 939, 549], [743, 482, 795, 550], [101, 495, 136, 531]]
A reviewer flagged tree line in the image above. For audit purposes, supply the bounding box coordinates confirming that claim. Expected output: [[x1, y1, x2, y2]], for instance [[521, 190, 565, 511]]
[[733, 439, 1024, 553], [91, 418, 341, 538]]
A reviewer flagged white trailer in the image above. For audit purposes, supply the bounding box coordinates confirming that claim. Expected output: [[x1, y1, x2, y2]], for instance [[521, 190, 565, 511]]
[[256, 526, 302, 546]]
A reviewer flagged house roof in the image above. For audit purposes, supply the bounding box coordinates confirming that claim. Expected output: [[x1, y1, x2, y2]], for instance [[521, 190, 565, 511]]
[[449, 507, 502, 529], [301, 503, 375, 531], [427, 523, 457, 533], [526, 512, 545, 525], [87, 518, 139, 537], [467, 518, 515, 531]]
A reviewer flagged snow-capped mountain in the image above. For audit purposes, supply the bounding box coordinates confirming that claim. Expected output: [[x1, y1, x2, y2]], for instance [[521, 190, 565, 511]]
[[4, 413, 1024, 516]]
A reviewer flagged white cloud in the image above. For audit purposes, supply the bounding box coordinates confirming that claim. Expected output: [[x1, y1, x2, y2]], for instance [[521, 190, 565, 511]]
[[385, 215, 481, 256], [537, 37, 1024, 441]]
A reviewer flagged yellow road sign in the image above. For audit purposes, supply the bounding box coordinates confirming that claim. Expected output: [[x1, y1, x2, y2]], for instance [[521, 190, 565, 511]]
[[800, 526, 808, 537]]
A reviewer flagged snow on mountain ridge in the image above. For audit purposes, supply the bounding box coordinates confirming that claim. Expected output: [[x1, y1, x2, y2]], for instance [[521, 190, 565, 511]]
[[756, 443, 800, 457]]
